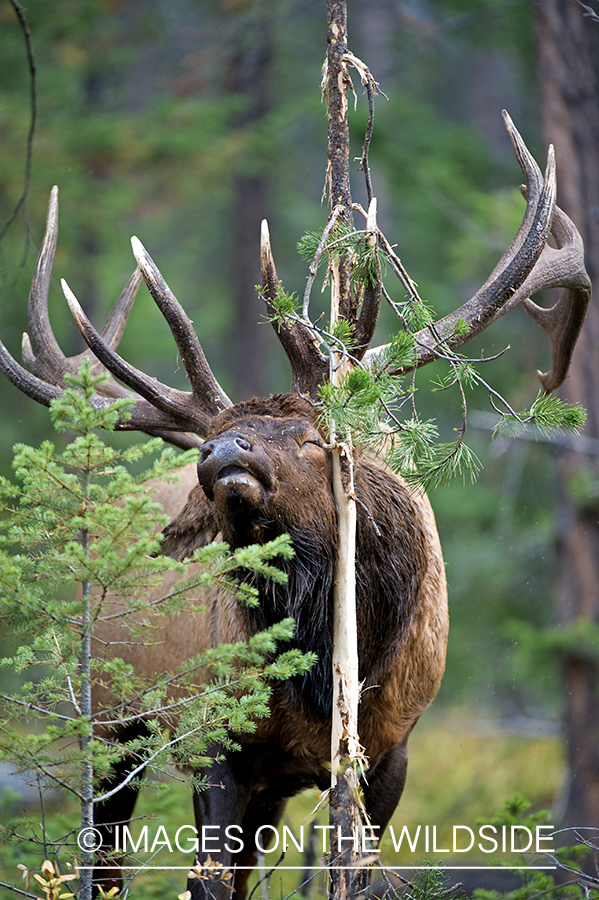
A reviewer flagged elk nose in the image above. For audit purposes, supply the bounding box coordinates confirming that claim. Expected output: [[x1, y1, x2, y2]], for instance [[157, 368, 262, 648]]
[[199, 436, 251, 463], [197, 435, 253, 497]]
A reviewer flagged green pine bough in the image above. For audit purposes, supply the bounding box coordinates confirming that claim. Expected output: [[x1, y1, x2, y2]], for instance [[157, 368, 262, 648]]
[[268, 221, 587, 491], [0, 360, 314, 899]]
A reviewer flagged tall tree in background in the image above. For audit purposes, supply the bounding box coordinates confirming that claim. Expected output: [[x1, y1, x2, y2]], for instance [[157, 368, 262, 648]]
[[532, 0, 599, 832], [223, 1, 275, 399]]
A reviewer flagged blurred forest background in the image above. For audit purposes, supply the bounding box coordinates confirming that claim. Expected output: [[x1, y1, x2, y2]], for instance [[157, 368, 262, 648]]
[[0, 0, 598, 878]]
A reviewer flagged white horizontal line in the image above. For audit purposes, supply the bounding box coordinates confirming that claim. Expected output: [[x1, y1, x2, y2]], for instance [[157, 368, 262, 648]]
[[81, 865, 558, 871]]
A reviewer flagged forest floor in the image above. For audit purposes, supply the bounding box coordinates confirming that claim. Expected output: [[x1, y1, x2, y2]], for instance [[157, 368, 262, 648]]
[[0, 711, 564, 899]]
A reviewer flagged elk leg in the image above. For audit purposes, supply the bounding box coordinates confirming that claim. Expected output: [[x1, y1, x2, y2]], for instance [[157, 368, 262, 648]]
[[189, 753, 252, 900], [228, 790, 288, 899], [189, 747, 292, 900], [93, 729, 148, 897], [362, 738, 409, 832], [352, 739, 410, 897]]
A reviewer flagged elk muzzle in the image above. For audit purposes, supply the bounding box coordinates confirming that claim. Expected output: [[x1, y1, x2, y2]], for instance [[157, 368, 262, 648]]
[[197, 434, 276, 506]]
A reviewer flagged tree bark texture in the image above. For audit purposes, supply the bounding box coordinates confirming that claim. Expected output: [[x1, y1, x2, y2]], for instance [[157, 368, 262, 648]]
[[532, 0, 599, 832], [326, 0, 352, 320], [327, 4, 366, 898]]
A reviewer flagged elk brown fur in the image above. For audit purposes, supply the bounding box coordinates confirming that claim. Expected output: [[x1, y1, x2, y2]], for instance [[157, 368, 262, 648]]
[[93, 394, 448, 898]]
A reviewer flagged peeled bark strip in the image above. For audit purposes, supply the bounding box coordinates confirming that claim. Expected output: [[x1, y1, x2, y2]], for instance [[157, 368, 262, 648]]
[[330, 443, 359, 777], [325, 3, 370, 897]]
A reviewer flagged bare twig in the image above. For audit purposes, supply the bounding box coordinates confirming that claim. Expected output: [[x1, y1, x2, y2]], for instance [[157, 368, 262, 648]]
[[378, 231, 426, 306], [52, 631, 82, 715], [94, 712, 237, 804], [0, 881, 39, 900], [1, 693, 76, 723], [341, 52, 386, 205], [576, 0, 599, 23], [303, 204, 346, 318], [0, 2, 37, 245]]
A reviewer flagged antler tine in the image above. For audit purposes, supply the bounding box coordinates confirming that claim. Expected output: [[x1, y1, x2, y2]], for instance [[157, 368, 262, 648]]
[[365, 113, 559, 376], [18, 320, 202, 448], [23, 188, 145, 396], [450, 111, 547, 302], [0, 189, 204, 449], [63, 278, 213, 435], [519, 205, 591, 392], [419, 122, 556, 352], [25, 186, 69, 381], [0, 334, 198, 440], [0, 338, 63, 407], [352, 277, 382, 361], [24, 267, 144, 397], [492, 111, 545, 270], [260, 219, 328, 399], [97, 267, 144, 350], [131, 237, 231, 415], [353, 198, 382, 360]]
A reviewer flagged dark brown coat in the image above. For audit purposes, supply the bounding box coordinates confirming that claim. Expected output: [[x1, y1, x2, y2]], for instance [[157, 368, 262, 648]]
[[95, 394, 448, 899]]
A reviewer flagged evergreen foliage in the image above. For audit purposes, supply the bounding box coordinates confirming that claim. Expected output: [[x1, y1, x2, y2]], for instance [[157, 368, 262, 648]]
[[0, 361, 314, 898], [398, 865, 464, 900], [375, 798, 597, 900], [284, 213, 586, 490], [492, 393, 587, 442], [473, 795, 594, 900]]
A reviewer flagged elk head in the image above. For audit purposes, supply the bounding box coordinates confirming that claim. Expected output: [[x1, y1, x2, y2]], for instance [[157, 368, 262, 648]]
[[195, 395, 332, 546], [0, 112, 591, 460]]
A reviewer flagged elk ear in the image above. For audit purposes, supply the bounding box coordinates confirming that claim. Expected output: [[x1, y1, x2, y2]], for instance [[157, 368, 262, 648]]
[[159, 485, 219, 560]]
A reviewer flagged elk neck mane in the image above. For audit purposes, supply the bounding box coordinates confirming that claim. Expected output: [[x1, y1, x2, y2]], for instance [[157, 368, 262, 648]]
[[246, 470, 429, 721]]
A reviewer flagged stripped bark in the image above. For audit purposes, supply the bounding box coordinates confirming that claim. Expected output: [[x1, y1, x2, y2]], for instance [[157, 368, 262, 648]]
[[326, 3, 368, 898]]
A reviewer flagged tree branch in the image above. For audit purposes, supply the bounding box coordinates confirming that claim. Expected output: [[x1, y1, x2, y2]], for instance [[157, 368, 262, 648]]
[[0, 2, 37, 245]]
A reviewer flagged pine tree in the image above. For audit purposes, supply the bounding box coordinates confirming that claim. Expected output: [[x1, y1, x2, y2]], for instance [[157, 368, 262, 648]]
[[0, 361, 314, 900]]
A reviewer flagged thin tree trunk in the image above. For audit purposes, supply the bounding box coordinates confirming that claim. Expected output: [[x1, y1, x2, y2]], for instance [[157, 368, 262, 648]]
[[224, 9, 274, 399], [532, 0, 599, 835], [326, 3, 366, 898], [79, 469, 94, 900], [328, 249, 363, 900], [329, 301, 362, 900], [326, 0, 353, 319]]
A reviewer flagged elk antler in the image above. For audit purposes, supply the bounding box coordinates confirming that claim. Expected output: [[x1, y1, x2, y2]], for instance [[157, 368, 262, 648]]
[[260, 219, 328, 397], [63, 236, 232, 436], [0, 188, 142, 410], [21, 188, 144, 398], [260, 112, 590, 397], [0, 187, 228, 446], [364, 112, 591, 389], [0, 113, 590, 443], [517, 204, 590, 392], [259, 206, 382, 399]]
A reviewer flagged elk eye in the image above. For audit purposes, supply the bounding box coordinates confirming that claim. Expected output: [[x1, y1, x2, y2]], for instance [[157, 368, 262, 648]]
[[301, 437, 324, 449]]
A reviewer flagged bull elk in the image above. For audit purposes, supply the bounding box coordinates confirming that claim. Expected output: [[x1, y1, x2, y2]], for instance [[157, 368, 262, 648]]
[[0, 113, 591, 899]]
